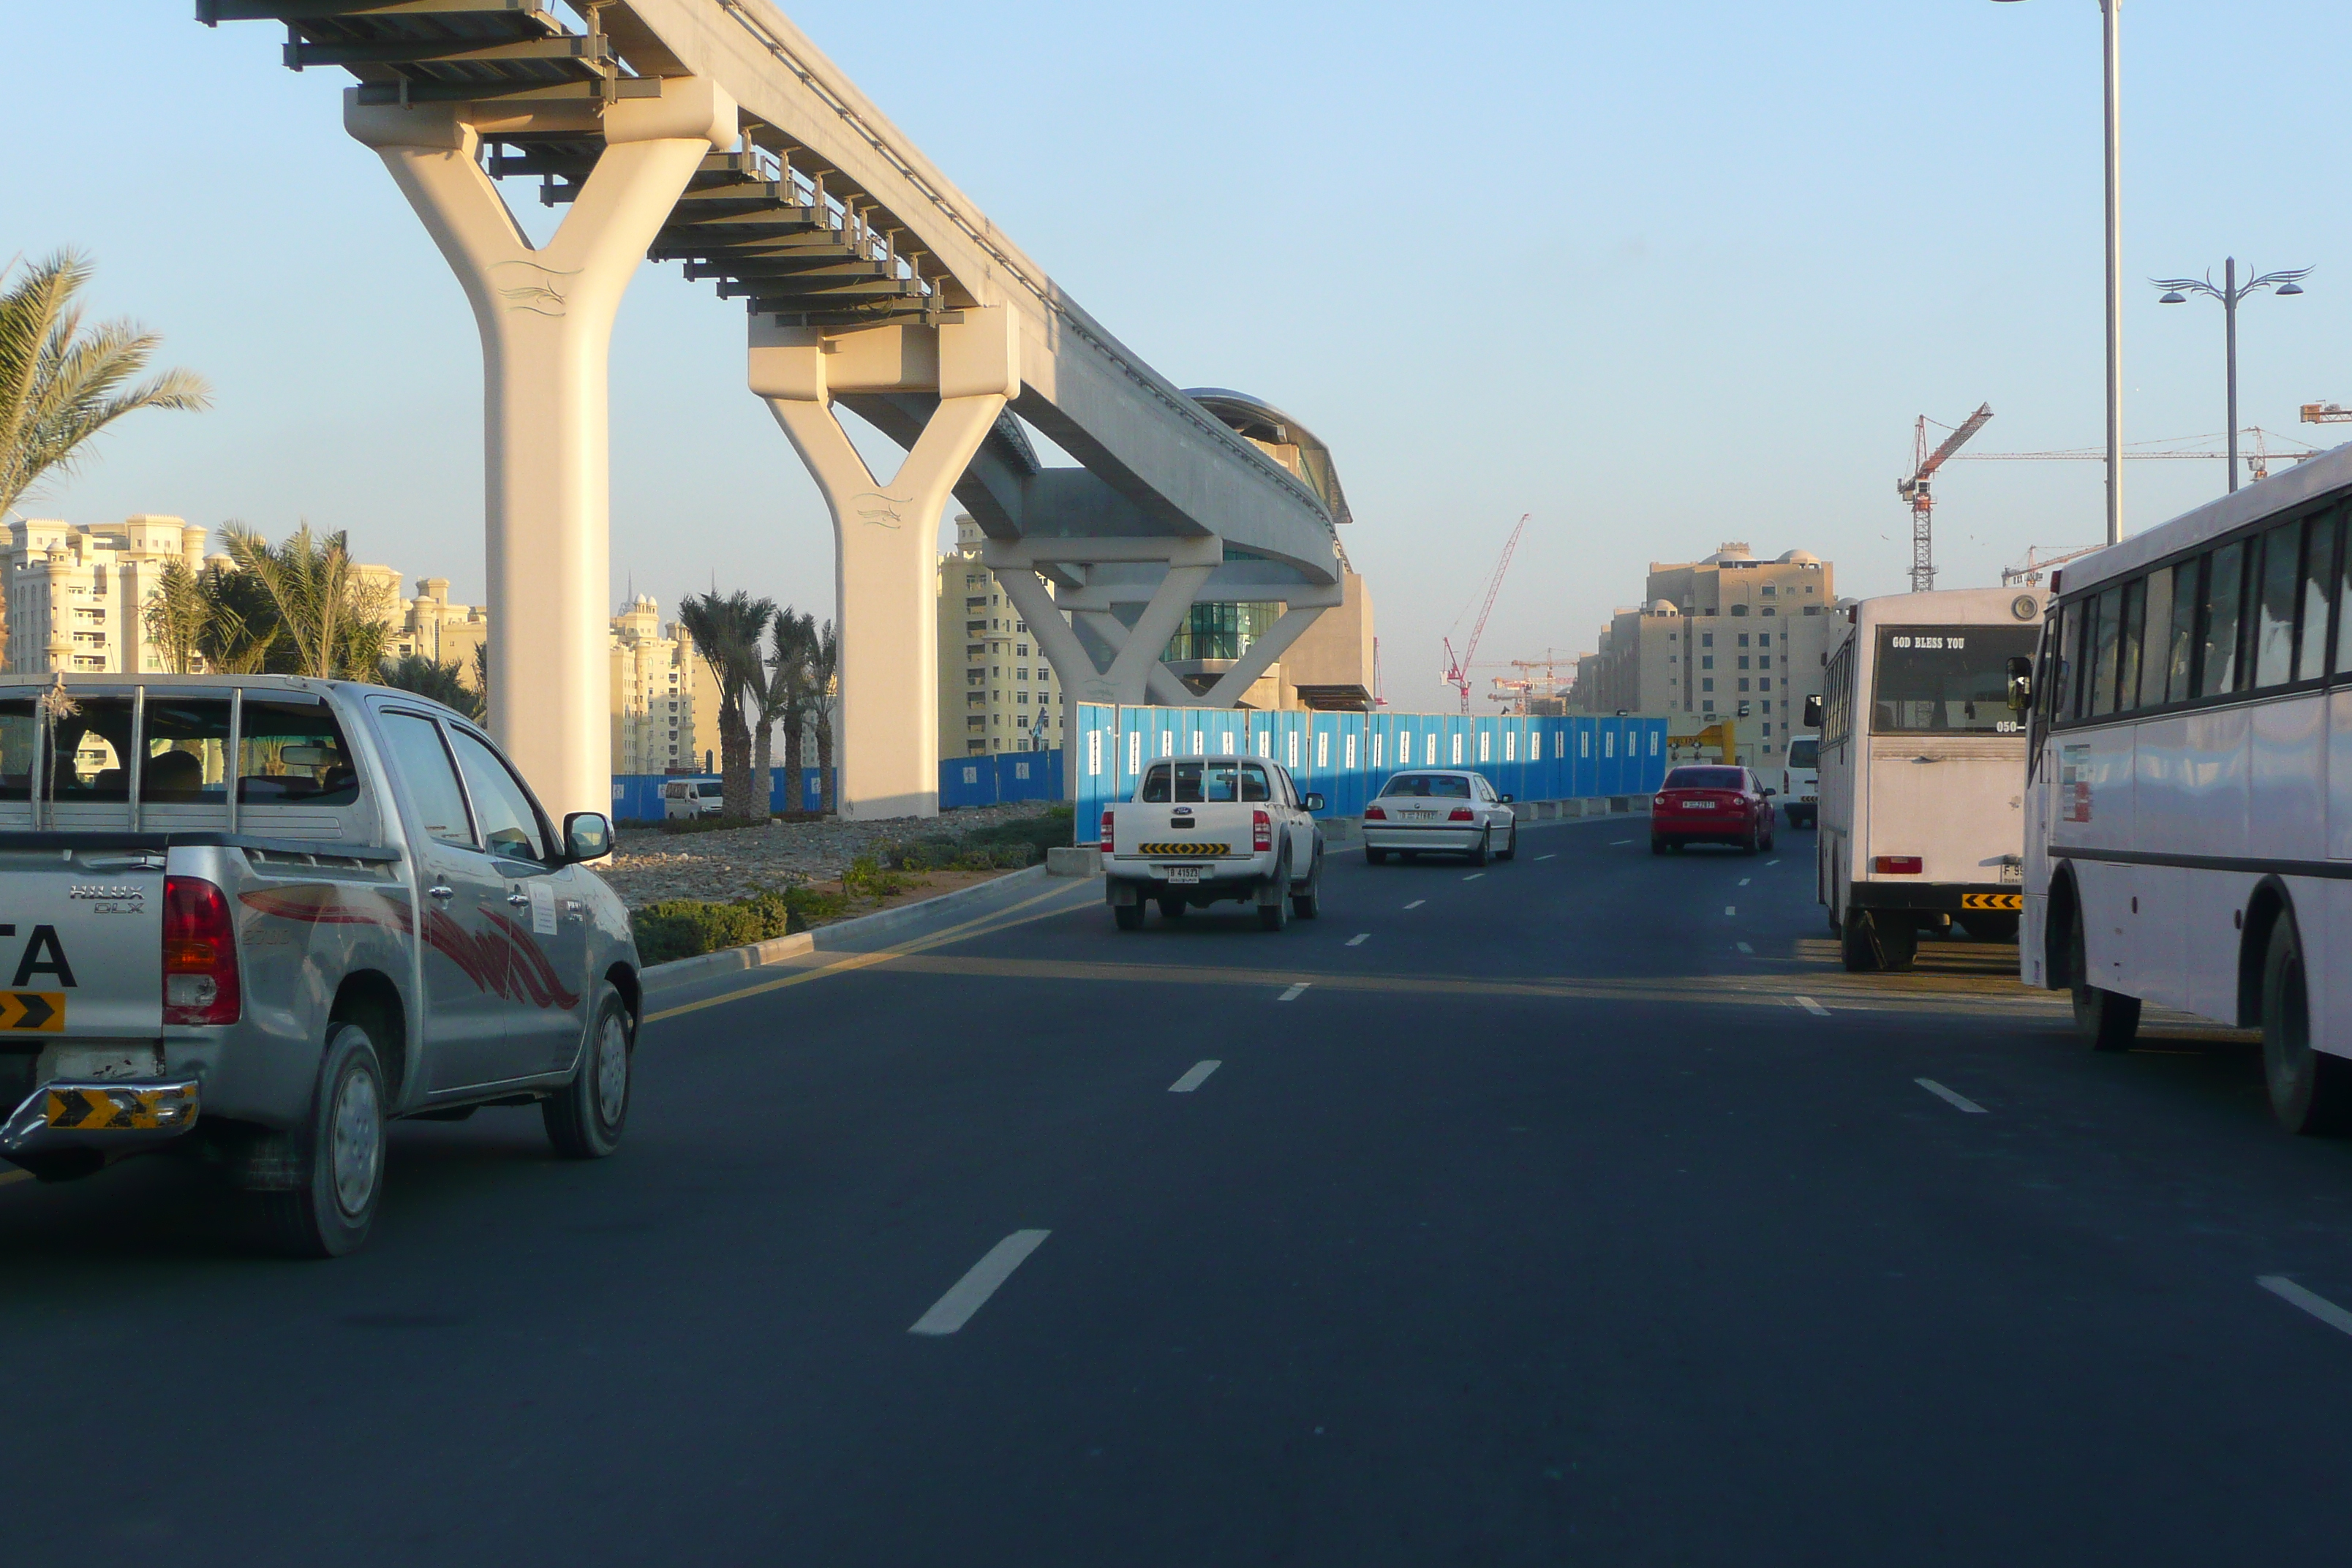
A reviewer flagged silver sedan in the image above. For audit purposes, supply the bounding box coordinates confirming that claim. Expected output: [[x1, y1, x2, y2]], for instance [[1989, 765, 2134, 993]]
[[1362, 770, 1518, 866]]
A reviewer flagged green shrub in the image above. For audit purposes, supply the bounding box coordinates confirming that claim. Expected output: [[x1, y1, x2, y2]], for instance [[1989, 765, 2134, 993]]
[[841, 854, 913, 900], [630, 884, 848, 965]]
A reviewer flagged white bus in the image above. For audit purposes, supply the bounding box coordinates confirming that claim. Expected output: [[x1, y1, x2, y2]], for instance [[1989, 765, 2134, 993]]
[[1811, 587, 2046, 972], [2023, 445, 2352, 1134]]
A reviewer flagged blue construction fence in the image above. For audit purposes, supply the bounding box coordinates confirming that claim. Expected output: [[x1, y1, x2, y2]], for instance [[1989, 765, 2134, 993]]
[[1072, 705, 1668, 842], [613, 750, 1065, 821], [611, 766, 836, 821]]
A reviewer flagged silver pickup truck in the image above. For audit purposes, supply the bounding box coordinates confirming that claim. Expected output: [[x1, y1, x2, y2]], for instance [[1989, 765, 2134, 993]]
[[1101, 755, 1325, 930], [0, 674, 640, 1256]]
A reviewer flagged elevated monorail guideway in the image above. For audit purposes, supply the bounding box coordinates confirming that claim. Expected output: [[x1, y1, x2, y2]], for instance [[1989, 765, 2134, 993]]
[[197, 0, 1342, 819]]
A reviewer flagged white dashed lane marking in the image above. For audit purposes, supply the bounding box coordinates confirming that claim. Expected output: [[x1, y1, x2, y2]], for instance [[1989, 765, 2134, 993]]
[[1765, 859, 1781, 866], [2259, 1276, 2352, 1339], [1464, 873, 1485, 882], [1403, 900, 1425, 911], [1736, 941, 1753, 954], [1536, 853, 1556, 862], [1346, 933, 1371, 947], [1724, 906, 1736, 917], [1738, 878, 1751, 886], [1169, 1060, 1221, 1093], [1793, 996, 1831, 1017], [1277, 983, 1311, 1002], [1610, 840, 1632, 846], [910, 1231, 1051, 1335], [1915, 1078, 1987, 1114]]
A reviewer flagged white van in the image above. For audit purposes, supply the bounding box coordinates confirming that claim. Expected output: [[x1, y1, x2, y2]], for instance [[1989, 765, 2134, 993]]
[[660, 778, 725, 820], [1780, 734, 1819, 827]]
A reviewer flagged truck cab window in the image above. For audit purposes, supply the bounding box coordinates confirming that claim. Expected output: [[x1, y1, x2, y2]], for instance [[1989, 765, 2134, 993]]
[[448, 728, 550, 864]]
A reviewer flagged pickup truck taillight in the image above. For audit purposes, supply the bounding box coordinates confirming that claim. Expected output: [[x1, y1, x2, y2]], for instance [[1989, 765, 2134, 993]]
[[1874, 856, 1923, 875], [163, 875, 241, 1025], [1448, 807, 1474, 822], [1100, 807, 1114, 848], [1253, 810, 1273, 851], [1364, 804, 1386, 821]]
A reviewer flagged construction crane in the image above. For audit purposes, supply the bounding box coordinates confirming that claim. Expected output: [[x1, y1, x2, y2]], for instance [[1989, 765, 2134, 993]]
[[2304, 403, 2352, 423], [1897, 403, 1994, 595], [1953, 426, 2322, 483], [1440, 513, 1531, 714], [2001, 544, 2105, 587]]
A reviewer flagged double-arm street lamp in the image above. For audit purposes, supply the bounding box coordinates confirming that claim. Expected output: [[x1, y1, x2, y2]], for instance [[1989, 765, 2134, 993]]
[[1991, 0, 2124, 544], [2151, 260, 2311, 493]]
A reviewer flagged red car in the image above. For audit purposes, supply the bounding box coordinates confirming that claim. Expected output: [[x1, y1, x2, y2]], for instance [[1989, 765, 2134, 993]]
[[1650, 764, 1776, 855]]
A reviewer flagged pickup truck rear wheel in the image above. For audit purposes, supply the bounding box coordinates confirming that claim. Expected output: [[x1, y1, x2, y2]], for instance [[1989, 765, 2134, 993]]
[[1258, 855, 1292, 931], [1113, 901, 1146, 931], [546, 983, 633, 1160], [1290, 847, 1322, 920], [260, 1021, 386, 1259]]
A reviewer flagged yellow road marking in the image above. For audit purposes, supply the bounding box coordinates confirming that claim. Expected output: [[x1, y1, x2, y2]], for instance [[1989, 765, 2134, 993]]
[[643, 880, 1096, 1024], [0, 1169, 31, 1188]]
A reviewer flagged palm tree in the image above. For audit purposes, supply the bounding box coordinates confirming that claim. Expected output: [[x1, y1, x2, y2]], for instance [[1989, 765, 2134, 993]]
[[219, 521, 392, 678], [140, 554, 278, 674], [764, 608, 818, 813], [676, 590, 774, 820], [142, 559, 210, 675], [0, 250, 210, 519], [810, 619, 839, 815], [377, 653, 484, 722]]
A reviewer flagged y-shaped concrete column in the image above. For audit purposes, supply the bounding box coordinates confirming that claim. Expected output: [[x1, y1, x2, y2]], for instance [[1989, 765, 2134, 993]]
[[347, 81, 733, 819], [752, 311, 1018, 818]]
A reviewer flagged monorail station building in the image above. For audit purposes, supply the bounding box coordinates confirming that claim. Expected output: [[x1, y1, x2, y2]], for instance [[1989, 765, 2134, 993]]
[[1575, 543, 1838, 764]]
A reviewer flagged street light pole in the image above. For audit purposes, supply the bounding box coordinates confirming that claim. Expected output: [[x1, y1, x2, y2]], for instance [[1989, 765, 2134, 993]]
[[2101, 0, 2122, 543], [1996, 0, 2125, 541], [2153, 259, 2310, 494]]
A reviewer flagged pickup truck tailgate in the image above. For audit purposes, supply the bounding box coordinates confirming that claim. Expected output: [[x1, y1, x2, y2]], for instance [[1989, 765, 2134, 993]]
[[0, 848, 164, 1036], [1113, 804, 1238, 858]]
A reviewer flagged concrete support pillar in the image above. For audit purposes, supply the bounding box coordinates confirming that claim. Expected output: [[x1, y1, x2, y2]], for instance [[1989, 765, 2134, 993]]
[[753, 309, 1017, 818], [346, 82, 734, 821]]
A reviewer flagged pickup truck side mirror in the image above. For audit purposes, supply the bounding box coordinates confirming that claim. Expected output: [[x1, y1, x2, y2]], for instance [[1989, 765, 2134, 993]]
[[1303, 792, 1326, 812], [2005, 655, 2034, 714], [1802, 693, 1823, 728], [563, 810, 613, 863], [1763, 788, 1777, 797]]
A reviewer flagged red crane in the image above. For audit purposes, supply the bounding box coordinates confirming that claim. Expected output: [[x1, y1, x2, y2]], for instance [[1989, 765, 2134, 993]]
[[1441, 512, 1530, 713], [1896, 403, 1993, 594]]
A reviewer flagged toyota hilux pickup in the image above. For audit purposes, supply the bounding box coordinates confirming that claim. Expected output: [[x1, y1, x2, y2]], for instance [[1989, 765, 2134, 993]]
[[0, 674, 640, 1256], [1100, 755, 1325, 931]]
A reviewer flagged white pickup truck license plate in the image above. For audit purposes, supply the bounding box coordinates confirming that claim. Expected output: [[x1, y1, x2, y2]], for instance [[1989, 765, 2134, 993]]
[[1162, 865, 1204, 883]]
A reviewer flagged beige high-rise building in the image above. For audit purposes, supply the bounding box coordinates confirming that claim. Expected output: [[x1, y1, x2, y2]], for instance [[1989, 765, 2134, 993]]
[[4, 515, 211, 674], [391, 576, 489, 678], [1572, 543, 1837, 765], [938, 520, 1061, 757], [608, 595, 722, 776]]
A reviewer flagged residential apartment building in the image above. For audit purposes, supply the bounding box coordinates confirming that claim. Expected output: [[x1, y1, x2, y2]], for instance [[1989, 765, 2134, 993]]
[[1572, 543, 1838, 764], [4, 515, 212, 674], [609, 594, 723, 775], [938, 519, 1061, 756], [391, 576, 488, 677]]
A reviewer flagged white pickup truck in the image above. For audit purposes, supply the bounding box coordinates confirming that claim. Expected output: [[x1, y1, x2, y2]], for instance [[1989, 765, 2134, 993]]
[[1101, 755, 1325, 931], [0, 674, 641, 1258]]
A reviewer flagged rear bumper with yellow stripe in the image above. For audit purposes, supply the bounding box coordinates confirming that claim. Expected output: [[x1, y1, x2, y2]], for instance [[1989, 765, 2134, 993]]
[[1848, 882, 2023, 915], [1, 1079, 200, 1166]]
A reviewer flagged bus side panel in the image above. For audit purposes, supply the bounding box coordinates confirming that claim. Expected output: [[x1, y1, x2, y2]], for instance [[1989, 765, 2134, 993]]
[[2250, 693, 2325, 864], [2182, 707, 2252, 1022], [2063, 725, 2138, 998], [2127, 716, 2195, 1011], [2327, 689, 2352, 859]]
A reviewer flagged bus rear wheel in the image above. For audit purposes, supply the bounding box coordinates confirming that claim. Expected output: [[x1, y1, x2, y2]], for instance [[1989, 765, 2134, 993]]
[[2262, 915, 2352, 1136], [1840, 911, 1915, 972], [2068, 916, 2138, 1052]]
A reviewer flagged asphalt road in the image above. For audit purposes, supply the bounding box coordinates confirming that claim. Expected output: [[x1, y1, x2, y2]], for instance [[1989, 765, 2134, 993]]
[[7, 815, 2352, 1565]]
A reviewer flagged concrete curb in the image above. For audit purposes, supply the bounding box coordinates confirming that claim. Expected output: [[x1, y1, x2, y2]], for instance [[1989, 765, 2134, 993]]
[[641, 862, 1052, 992]]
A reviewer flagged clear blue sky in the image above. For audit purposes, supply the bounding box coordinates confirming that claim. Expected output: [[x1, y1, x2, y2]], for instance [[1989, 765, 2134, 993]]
[[9, 2, 2352, 712]]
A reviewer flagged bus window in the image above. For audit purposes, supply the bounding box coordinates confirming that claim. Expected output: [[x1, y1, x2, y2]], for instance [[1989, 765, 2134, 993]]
[[2138, 567, 2174, 708], [2253, 520, 2300, 688], [1873, 625, 2041, 734], [2302, 508, 2342, 680], [2166, 557, 2201, 702], [2048, 604, 2075, 720], [2197, 541, 2247, 698], [2089, 586, 2122, 716], [2114, 577, 2146, 713]]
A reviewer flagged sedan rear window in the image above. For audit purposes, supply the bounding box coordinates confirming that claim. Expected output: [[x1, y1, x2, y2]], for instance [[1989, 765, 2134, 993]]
[[1379, 773, 1471, 799], [1663, 766, 1745, 791]]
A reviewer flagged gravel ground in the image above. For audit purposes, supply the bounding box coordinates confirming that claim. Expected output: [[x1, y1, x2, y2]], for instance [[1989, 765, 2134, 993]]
[[598, 799, 1062, 909]]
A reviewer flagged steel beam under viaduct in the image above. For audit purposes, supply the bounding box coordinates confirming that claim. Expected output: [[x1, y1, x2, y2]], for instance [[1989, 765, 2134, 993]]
[[197, 0, 1344, 820]]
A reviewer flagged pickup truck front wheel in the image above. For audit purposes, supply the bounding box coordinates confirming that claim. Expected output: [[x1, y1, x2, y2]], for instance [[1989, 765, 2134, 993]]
[[546, 983, 633, 1159], [261, 1021, 387, 1259]]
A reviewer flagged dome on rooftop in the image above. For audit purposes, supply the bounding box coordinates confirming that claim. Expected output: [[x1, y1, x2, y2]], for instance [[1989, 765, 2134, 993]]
[[1651, 599, 1679, 615], [1777, 549, 1820, 565], [1703, 542, 1754, 564]]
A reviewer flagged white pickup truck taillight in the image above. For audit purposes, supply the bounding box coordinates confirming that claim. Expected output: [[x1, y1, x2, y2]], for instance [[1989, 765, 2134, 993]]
[[162, 875, 241, 1025], [1100, 807, 1115, 849], [1253, 810, 1273, 851]]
